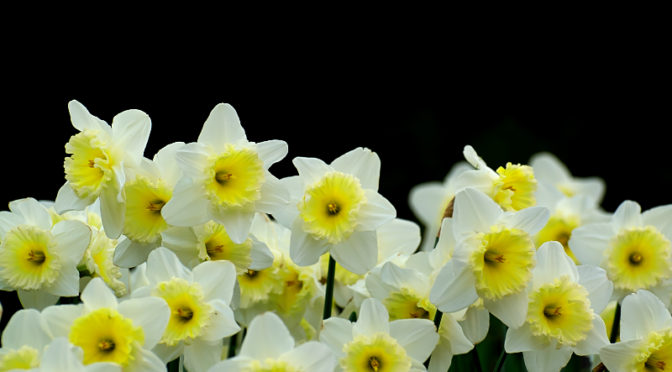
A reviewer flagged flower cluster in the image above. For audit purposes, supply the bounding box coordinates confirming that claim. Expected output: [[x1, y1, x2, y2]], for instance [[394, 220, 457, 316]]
[[1, 101, 670, 372]]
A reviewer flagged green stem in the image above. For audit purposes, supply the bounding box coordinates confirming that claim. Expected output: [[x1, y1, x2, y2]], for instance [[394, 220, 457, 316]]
[[610, 302, 621, 343], [493, 350, 508, 372], [322, 255, 337, 319], [227, 332, 238, 358], [471, 347, 483, 372], [167, 359, 179, 372]]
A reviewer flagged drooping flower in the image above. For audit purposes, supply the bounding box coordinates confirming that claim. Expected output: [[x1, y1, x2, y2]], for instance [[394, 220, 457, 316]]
[[55, 100, 151, 239], [161, 103, 289, 244]]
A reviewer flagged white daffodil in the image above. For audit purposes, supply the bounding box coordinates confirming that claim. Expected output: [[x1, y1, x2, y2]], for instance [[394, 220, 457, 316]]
[[456, 145, 538, 212], [113, 142, 184, 268], [529, 152, 605, 203], [430, 188, 549, 328], [408, 161, 472, 251], [600, 290, 672, 371], [0, 309, 52, 370], [29, 338, 120, 372], [208, 311, 336, 372], [161, 103, 289, 244], [278, 148, 396, 275], [570, 200, 672, 304], [131, 247, 239, 372], [504, 241, 612, 372], [41, 277, 169, 372], [320, 297, 439, 372], [55, 100, 151, 239], [0, 198, 90, 309]]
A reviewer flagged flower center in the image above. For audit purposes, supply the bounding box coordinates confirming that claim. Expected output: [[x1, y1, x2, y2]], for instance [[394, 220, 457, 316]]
[[383, 287, 436, 321], [123, 176, 172, 244], [492, 163, 537, 211], [341, 333, 411, 372], [205, 145, 265, 208], [198, 221, 253, 271], [536, 214, 580, 263], [0, 346, 40, 371], [64, 130, 115, 199], [97, 339, 115, 352], [0, 225, 60, 291], [152, 278, 212, 345], [638, 329, 672, 372]]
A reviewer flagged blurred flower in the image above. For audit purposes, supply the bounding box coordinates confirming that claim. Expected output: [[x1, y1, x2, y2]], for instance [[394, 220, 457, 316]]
[[529, 152, 605, 203]]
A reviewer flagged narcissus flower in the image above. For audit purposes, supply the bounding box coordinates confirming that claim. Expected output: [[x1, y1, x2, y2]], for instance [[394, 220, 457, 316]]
[[530, 152, 605, 203], [430, 188, 549, 328], [279, 148, 396, 275], [0, 309, 52, 371], [320, 297, 439, 372], [504, 241, 612, 372], [0, 198, 90, 309], [55, 100, 151, 239], [570, 200, 672, 303], [161, 103, 289, 244], [207, 311, 336, 372], [600, 290, 672, 372]]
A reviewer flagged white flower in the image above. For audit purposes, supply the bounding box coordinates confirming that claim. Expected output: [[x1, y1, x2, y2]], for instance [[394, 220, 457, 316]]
[[161, 103, 289, 244], [55, 100, 151, 239], [430, 188, 549, 328], [504, 241, 612, 372], [132, 247, 240, 372], [279, 148, 396, 275], [0, 198, 90, 309], [600, 290, 672, 371], [29, 338, 120, 372], [320, 297, 439, 372], [0, 309, 52, 370], [529, 152, 605, 203], [208, 311, 336, 372]]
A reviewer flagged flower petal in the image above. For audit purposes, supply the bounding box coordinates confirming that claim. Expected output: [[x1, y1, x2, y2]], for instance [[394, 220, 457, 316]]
[[145, 247, 191, 284], [319, 317, 353, 358], [533, 241, 578, 286], [499, 206, 550, 236], [292, 157, 331, 185], [52, 220, 91, 265], [485, 288, 529, 328], [161, 178, 211, 227], [81, 278, 118, 310], [112, 238, 157, 269], [199, 299, 240, 341], [1, 308, 52, 349], [175, 142, 210, 179], [459, 306, 490, 345], [613, 200, 642, 230], [429, 259, 479, 313], [577, 265, 613, 314], [111, 108, 151, 166], [118, 296, 170, 349], [600, 339, 647, 372], [408, 182, 446, 225], [256, 172, 289, 215], [54, 182, 96, 214], [193, 260, 237, 303], [198, 103, 247, 147], [249, 238, 274, 270], [68, 100, 109, 133], [620, 289, 672, 341], [356, 190, 396, 231], [389, 318, 440, 362], [240, 312, 293, 359], [452, 188, 502, 239], [353, 298, 390, 337], [47, 265, 80, 297], [377, 218, 421, 259], [330, 147, 381, 191], [183, 339, 224, 372], [289, 219, 329, 267], [41, 304, 81, 338], [330, 231, 378, 275], [522, 346, 573, 372], [281, 341, 337, 372], [9, 198, 52, 230], [642, 204, 672, 239], [17, 289, 59, 310], [99, 183, 125, 239], [573, 315, 609, 355], [568, 222, 614, 265], [256, 140, 288, 170], [212, 208, 255, 244]]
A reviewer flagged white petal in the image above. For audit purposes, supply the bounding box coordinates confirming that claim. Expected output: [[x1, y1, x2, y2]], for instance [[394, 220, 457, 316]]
[[68, 100, 110, 133], [54, 182, 96, 214], [212, 208, 254, 244], [151, 342, 183, 364], [38, 337, 86, 372], [427, 341, 453, 372], [256, 172, 289, 215], [125, 347, 166, 372], [199, 300, 240, 341], [41, 304, 81, 338], [112, 239, 157, 269], [620, 289, 672, 341], [522, 346, 573, 372], [193, 260, 237, 303], [573, 315, 609, 355], [46, 265, 80, 297], [1, 309, 51, 349], [529, 152, 571, 184], [319, 317, 353, 358], [485, 289, 529, 328], [408, 182, 447, 225], [568, 222, 614, 265], [81, 278, 118, 310], [376, 218, 421, 259], [379, 262, 426, 295], [452, 188, 502, 239], [389, 319, 440, 362], [99, 184, 124, 239], [330, 147, 381, 191], [161, 178, 211, 227], [292, 157, 331, 185], [198, 103, 247, 147], [152, 142, 185, 187], [256, 140, 288, 169], [145, 247, 191, 284], [84, 362, 121, 372], [118, 296, 170, 349], [9, 198, 52, 230], [289, 220, 330, 267], [463, 145, 487, 169], [499, 206, 550, 236], [17, 290, 59, 310], [183, 339, 224, 372], [356, 190, 396, 231], [111, 109, 151, 165], [642, 204, 672, 239], [240, 312, 294, 359], [281, 341, 337, 372], [600, 339, 647, 372], [505, 322, 548, 353], [175, 142, 210, 178], [207, 356, 254, 372], [248, 238, 274, 270], [439, 314, 473, 355], [429, 259, 479, 313], [52, 220, 91, 264], [459, 306, 490, 345], [353, 298, 390, 337], [330, 231, 378, 275], [533, 241, 578, 286], [613, 200, 642, 230], [577, 265, 613, 314], [0, 211, 22, 237], [573, 177, 606, 204]]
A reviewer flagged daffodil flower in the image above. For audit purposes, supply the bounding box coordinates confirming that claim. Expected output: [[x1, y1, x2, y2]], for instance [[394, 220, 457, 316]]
[[131, 247, 239, 372], [0, 198, 91, 309], [55, 100, 151, 239], [320, 297, 439, 372], [504, 241, 612, 372], [600, 290, 672, 371], [29, 337, 120, 372], [208, 311, 336, 372], [429, 188, 550, 328], [161, 103, 289, 244], [0, 309, 52, 370], [529, 151, 605, 202], [42, 278, 169, 371], [570, 200, 672, 303]]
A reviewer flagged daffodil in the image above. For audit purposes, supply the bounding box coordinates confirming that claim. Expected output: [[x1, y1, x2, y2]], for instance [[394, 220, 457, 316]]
[[0, 198, 91, 309], [600, 290, 672, 372], [457, 145, 538, 211], [278, 148, 396, 275], [320, 297, 439, 372], [55, 100, 151, 239], [530, 152, 605, 203], [208, 312, 336, 372], [408, 162, 472, 251], [30, 337, 120, 372], [41, 278, 169, 371], [504, 241, 612, 372], [131, 247, 239, 372], [570, 200, 672, 303], [0, 309, 52, 371], [161, 103, 289, 244], [429, 188, 550, 328]]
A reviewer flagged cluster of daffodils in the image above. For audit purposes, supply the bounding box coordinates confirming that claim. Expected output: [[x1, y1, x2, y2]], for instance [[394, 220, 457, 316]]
[[1, 101, 670, 372]]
